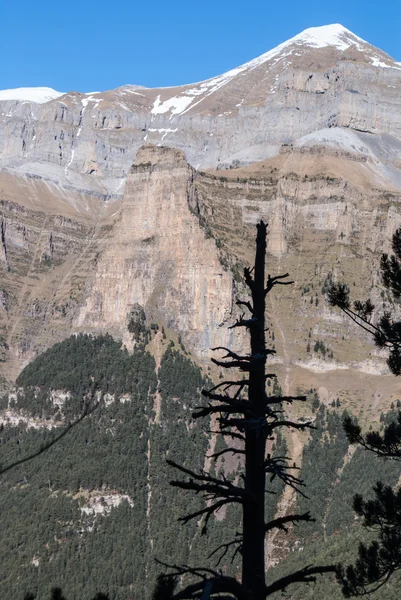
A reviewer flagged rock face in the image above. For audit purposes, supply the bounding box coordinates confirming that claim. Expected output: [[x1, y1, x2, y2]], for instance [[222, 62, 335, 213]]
[[1, 25, 400, 194], [76, 145, 236, 357], [0, 24, 400, 405], [0, 137, 400, 419], [0, 170, 107, 379]]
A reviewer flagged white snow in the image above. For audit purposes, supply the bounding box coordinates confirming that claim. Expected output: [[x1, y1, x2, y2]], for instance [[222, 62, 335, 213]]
[[290, 23, 366, 51], [370, 56, 401, 69], [81, 95, 103, 108], [3, 25, 398, 119], [148, 127, 178, 141], [0, 87, 63, 104], [148, 24, 399, 118], [151, 94, 194, 116]]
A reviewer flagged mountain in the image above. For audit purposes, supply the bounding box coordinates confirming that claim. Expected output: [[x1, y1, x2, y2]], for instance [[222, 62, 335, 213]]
[[1, 24, 400, 193], [0, 24, 401, 599], [0, 23, 399, 385]]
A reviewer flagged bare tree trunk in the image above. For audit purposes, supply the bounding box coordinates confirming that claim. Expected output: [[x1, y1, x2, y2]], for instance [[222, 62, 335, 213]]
[[242, 222, 267, 600], [161, 220, 338, 600]]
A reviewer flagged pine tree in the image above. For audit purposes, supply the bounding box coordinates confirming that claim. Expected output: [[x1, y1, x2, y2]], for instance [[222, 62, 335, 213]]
[[337, 414, 401, 595], [328, 228, 401, 376], [154, 221, 336, 600], [329, 227, 401, 595]]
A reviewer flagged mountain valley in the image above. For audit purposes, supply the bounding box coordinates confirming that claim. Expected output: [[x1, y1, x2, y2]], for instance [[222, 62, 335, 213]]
[[0, 23, 401, 599]]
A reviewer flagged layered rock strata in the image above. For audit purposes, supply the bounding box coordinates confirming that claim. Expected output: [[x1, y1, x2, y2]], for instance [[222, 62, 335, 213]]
[[75, 145, 237, 356]]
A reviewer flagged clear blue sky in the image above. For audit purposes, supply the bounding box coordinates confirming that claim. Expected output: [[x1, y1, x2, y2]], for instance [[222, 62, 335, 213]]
[[1, 0, 400, 92]]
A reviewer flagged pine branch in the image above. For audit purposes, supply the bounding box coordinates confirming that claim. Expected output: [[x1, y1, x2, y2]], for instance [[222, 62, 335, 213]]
[[265, 273, 293, 296], [208, 430, 246, 442], [218, 416, 268, 432], [340, 306, 387, 341], [264, 512, 314, 534], [236, 300, 254, 314], [228, 317, 258, 330], [210, 358, 254, 371], [210, 347, 272, 363], [270, 419, 315, 432], [154, 561, 249, 600], [265, 565, 338, 595], [192, 401, 251, 419], [267, 394, 307, 404], [343, 414, 401, 459], [210, 347, 254, 362], [264, 458, 307, 497], [244, 267, 254, 292], [167, 460, 249, 501], [208, 535, 243, 566], [178, 498, 242, 533], [204, 380, 249, 395], [207, 446, 245, 460], [155, 559, 219, 579], [0, 400, 99, 477]]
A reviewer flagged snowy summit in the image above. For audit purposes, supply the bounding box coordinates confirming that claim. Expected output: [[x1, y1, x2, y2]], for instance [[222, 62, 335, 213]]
[[149, 23, 399, 118], [241, 23, 396, 71], [0, 24, 398, 108], [0, 87, 63, 104], [288, 23, 367, 51]]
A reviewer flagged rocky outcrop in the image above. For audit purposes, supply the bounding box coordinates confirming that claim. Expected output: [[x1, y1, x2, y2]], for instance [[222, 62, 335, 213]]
[[1, 26, 400, 195], [0, 170, 106, 379], [0, 24, 399, 401], [76, 145, 237, 357], [0, 139, 400, 417]]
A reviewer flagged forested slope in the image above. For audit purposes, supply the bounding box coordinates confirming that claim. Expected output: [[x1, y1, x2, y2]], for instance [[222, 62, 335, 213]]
[[1, 334, 401, 598], [269, 405, 401, 598], [0, 334, 236, 599]]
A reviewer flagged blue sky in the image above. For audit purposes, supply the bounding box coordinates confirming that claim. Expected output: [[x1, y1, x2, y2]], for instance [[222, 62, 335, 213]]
[[1, 0, 400, 92]]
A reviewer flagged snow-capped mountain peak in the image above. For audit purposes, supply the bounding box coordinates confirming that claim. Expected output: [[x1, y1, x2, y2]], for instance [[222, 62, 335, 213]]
[[290, 23, 366, 51], [242, 23, 395, 72], [0, 87, 64, 104], [149, 23, 398, 118]]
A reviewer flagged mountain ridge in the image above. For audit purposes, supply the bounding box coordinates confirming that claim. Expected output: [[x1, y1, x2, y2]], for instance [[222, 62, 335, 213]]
[[0, 21, 399, 390], [1, 24, 399, 102]]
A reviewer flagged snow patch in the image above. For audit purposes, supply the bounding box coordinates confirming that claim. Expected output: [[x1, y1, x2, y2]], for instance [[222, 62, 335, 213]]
[[148, 24, 396, 117], [370, 56, 401, 70], [148, 127, 178, 140], [151, 94, 194, 116], [0, 87, 64, 104], [81, 96, 103, 109], [291, 23, 366, 52]]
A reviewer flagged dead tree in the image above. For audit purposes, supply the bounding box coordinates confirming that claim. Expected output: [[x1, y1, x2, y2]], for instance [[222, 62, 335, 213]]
[[155, 221, 337, 599]]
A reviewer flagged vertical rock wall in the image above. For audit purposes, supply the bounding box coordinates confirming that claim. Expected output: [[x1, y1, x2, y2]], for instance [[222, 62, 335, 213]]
[[76, 145, 237, 357]]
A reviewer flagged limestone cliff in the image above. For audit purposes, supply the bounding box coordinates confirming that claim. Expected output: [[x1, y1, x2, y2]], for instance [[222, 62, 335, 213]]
[[0, 139, 400, 419], [1, 25, 400, 196], [0, 24, 399, 409], [75, 145, 236, 357]]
